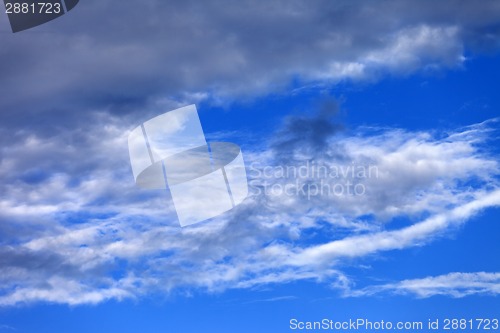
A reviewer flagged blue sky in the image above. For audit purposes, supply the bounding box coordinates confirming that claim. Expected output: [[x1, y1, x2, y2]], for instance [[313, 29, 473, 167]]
[[0, 1, 499, 332]]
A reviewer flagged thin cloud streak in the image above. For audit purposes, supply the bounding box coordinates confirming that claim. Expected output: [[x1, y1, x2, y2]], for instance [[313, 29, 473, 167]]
[[344, 272, 500, 298], [288, 189, 500, 266]]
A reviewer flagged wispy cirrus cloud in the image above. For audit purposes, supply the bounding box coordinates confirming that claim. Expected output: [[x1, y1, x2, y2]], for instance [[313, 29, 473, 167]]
[[0, 107, 498, 306], [344, 272, 500, 298], [0, 324, 15, 331]]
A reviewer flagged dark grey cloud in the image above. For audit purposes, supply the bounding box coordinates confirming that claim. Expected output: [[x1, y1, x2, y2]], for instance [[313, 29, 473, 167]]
[[271, 98, 344, 162], [0, 0, 499, 133]]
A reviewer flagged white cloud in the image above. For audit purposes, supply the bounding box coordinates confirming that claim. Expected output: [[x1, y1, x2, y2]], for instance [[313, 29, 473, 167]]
[[0, 113, 498, 306], [289, 189, 500, 266], [0, 276, 134, 306], [313, 25, 464, 80], [345, 272, 500, 298]]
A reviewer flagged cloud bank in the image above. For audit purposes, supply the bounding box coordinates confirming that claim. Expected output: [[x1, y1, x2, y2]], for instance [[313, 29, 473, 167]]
[[0, 109, 498, 305], [1, 0, 500, 127]]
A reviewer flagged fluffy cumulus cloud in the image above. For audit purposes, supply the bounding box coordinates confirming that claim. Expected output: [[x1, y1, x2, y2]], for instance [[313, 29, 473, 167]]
[[0, 105, 498, 305]]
